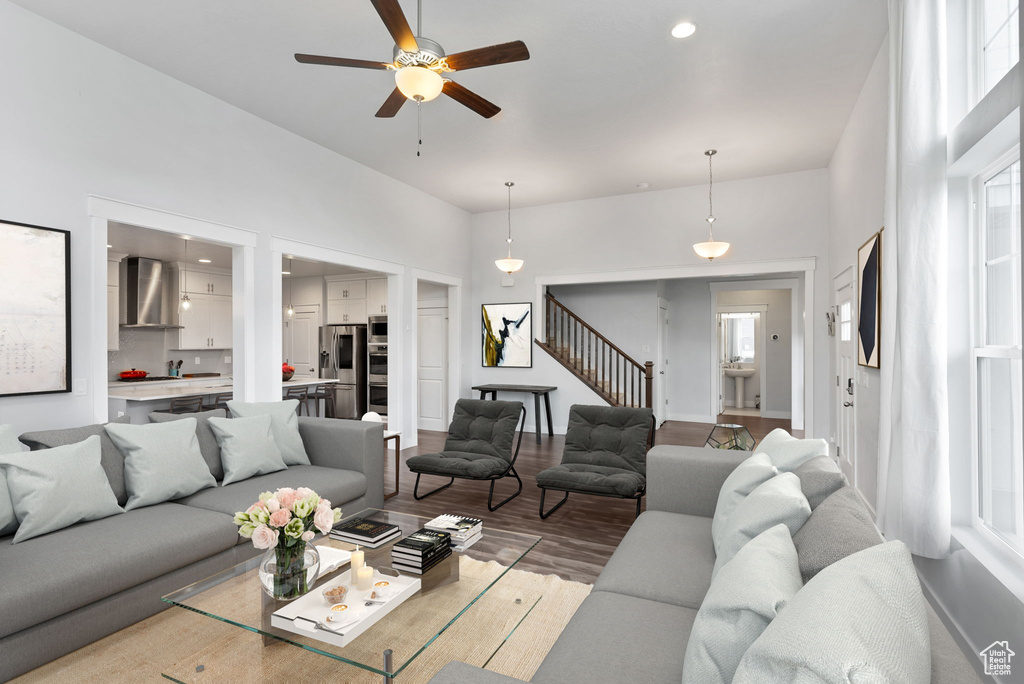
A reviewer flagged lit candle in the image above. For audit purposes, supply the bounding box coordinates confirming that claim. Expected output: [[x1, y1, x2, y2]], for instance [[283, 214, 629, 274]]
[[356, 565, 374, 591], [350, 545, 364, 573]]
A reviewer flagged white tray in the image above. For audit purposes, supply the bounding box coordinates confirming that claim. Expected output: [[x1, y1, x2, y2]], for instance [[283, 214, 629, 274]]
[[271, 568, 421, 648]]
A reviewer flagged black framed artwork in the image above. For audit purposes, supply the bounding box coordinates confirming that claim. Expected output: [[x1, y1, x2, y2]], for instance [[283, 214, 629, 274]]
[[482, 302, 532, 368], [857, 228, 882, 369], [0, 220, 72, 397]]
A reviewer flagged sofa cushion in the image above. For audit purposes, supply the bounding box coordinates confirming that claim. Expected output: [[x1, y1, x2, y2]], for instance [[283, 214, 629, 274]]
[[535, 463, 645, 496], [793, 455, 848, 509], [443, 399, 522, 461], [0, 501, 238, 639], [593, 510, 715, 609], [149, 409, 227, 481], [209, 415, 287, 484], [105, 420, 218, 511], [683, 524, 803, 684], [531, 590, 697, 684], [0, 424, 24, 537], [406, 451, 509, 479], [176, 465, 367, 522], [756, 428, 829, 471], [0, 436, 124, 543], [18, 415, 131, 506], [227, 400, 310, 466], [561, 405, 653, 474], [713, 472, 810, 576], [711, 452, 778, 545], [733, 541, 930, 684], [793, 485, 882, 582]]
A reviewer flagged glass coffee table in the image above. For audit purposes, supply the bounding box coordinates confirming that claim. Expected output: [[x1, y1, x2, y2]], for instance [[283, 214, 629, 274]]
[[161, 509, 541, 682]]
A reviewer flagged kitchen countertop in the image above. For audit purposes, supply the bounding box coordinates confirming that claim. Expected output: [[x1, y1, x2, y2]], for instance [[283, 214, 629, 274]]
[[108, 378, 338, 402]]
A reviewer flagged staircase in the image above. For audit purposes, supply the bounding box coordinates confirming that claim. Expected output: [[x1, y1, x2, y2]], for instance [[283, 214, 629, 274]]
[[535, 293, 654, 408]]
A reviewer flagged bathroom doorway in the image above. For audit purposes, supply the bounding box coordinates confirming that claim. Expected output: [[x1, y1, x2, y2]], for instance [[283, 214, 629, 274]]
[[717, 308, 766, 417]]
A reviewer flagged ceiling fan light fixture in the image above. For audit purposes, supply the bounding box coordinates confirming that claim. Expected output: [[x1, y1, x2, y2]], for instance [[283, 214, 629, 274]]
[[395, 66, 444, 102]]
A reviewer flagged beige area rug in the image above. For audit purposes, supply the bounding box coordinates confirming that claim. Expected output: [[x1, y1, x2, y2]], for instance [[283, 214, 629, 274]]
[[14, 557, 591, 683]]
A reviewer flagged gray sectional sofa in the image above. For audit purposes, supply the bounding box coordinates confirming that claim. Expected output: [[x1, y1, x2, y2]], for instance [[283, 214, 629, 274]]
[[0, 411, 384, 681], [430, 445, 984, 684]]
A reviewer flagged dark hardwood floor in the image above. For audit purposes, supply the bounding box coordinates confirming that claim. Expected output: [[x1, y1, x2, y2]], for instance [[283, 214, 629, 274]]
[[381, 414, 796, 584]]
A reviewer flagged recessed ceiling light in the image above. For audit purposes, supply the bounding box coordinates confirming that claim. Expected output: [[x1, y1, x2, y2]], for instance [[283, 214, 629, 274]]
[[198, 258, 212, 263], [107, 244, 112, 248], [671, 21, 697, 38]]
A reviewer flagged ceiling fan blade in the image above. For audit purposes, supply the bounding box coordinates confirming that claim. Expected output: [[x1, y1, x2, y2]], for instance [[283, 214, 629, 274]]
[[445, 41, 530, 71], [442, 80, 501, 118], [295, 54, 390, 70], [370, 0, 419, 53], [375, 88, 408, 118]]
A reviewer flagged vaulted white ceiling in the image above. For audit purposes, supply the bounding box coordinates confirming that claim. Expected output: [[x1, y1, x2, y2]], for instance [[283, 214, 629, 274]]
[[12, 0, 887, 212]]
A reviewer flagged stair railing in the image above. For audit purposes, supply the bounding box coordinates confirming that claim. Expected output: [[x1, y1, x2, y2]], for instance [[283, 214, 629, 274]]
[[543, 293, 654, 408]]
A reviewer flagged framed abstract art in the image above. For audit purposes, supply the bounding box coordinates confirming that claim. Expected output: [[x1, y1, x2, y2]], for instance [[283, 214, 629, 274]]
[[482, 302, 532, 368], [857, 229, 882, 368]]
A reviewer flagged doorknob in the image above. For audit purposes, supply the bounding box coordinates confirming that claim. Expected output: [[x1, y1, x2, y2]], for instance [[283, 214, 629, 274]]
[[843, 401, 853, 407]]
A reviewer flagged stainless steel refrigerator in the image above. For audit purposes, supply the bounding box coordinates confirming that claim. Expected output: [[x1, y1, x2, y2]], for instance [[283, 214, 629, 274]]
[[319, 325, 367, 419]]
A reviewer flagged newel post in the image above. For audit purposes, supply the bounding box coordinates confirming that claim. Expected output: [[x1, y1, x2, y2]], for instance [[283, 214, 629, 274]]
[[644, 361, 654, 409]]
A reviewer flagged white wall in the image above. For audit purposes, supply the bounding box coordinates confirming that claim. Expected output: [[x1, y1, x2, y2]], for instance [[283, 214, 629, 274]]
[[548, 280, 658, 365], [717, 289, 793, 416], [0, 1, 472, 434], [470, 168, 830, 436]]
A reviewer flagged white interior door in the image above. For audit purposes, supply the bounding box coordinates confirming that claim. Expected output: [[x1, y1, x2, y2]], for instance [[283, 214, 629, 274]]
[[284, 306, 320, 380], [834, 273, 857, 481], [417, 307, 448, 431]]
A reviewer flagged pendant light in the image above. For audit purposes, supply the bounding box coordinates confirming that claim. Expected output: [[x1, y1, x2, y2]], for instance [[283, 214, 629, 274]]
[[495, 181, 525, 274], [692, 149, 730, 261], [180, 238, 192, 312], [285, 258, 294, 317]]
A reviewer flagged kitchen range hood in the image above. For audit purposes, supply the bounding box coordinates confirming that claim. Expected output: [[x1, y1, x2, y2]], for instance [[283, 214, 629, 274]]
[[121, 257, 183, 329]]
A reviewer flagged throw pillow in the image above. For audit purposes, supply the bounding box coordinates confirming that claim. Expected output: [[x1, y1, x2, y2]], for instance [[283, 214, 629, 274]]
[[713, 472, 810, 577], [732, 541, 930, 684], [793, 486, 882, 582], [792, 455, 848, 509], [682, 524, 803, 684], [0, 435, 123, 543], [712, 452, 778, 546], [208, 415, 287, 485], [105, 419, 217, 511], [756, 428, 828, 471], [0, 424, 25, 537], [227, 400, 310, 466], [149, 409, 227, 481]]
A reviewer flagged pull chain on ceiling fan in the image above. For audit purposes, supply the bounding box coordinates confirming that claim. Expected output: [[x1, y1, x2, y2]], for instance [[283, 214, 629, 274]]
[[295, 0, 530, 121]]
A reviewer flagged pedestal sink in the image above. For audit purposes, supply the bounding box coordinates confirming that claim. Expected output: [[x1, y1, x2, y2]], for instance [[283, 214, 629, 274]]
[[723, 367, 756, 409]]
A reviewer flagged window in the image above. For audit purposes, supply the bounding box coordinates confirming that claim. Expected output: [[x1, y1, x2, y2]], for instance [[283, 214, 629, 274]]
[[839, 301, 852, 342], [978, 0, 1020, 98], [973, 155, 1024, 555]]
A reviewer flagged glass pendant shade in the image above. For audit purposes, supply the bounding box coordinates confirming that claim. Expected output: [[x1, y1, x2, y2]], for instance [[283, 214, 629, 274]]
[[693, 240, 731, 260], [180, 293, 191, 311], [495, 256, 525, 274], [395, 66, 444, 102], [692, 149, 730, 261]]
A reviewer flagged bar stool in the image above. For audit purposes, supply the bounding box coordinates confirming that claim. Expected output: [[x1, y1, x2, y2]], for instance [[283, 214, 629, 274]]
[[204, 392, 232, 411], [168, 396, 204, 414], [307, 385, 336, 418], [284, 386, 310, 416]]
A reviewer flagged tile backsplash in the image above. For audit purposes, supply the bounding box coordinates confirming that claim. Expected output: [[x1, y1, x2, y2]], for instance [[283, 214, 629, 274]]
[[108, 328, 232, 380]]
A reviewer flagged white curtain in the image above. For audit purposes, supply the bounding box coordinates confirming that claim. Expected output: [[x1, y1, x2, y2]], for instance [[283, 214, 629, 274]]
[[876, 0, 950, 559]]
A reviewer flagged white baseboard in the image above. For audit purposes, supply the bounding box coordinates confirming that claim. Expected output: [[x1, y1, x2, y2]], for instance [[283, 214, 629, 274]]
[[665, 412, 718, 424], [763, 410, 793, 420]]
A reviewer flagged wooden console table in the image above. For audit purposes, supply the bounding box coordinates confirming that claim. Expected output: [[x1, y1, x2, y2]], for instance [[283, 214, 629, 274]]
[[471, 384, 556, 444]]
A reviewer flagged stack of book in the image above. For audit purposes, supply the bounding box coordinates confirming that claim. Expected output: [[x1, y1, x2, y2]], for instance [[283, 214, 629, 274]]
[[391, 529, 452, 575], [329, 517, 401, 549], [424, 514, 483, 552]]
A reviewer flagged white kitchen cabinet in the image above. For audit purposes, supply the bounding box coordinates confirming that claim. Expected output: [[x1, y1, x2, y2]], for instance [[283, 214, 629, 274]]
[[184, 270, 232, 296], [107, 260, 120, 287], [326, 279, 366, 300], [366, 278, 387, 315], [209, 297, 233, 348], [107, 286, 119, 351], [327, 299, 367, 325], [177, 294, 232, 349]]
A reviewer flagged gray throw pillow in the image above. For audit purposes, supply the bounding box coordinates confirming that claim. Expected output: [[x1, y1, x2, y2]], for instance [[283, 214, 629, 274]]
[[792, 455, 848, 509], [683, 524, 803, 684], [756, 428, 829, 471], [0, 435, 123, 543], [208, 415, 287, 485], [0, 425, 25, 537], [733, 541, 930, 684], [227, 400, 310, 466], [712, 452, 778, 546], [18, 415, 132, 506], [713, 472, 811, 577], [793, 486, 882, 582], [105, 419, 217, 511], [149, 409, 227, 481]]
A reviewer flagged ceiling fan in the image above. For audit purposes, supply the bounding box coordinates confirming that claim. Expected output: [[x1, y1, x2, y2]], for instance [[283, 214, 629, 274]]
[[295, 0, 530, 119]]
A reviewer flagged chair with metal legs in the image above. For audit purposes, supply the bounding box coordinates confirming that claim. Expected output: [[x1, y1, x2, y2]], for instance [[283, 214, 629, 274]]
[[283, 386, 310, 416], [405, 399, 526, 511], [308, 385, 335, 418]]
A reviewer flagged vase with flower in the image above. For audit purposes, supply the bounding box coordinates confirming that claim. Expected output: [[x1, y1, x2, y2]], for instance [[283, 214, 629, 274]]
[[233, 487, 342, 600]]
